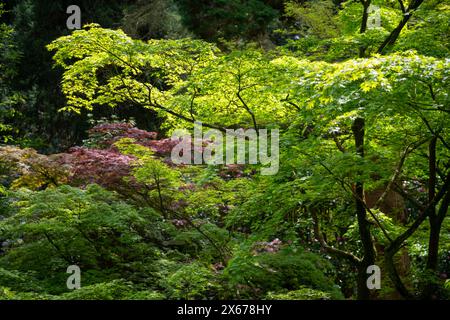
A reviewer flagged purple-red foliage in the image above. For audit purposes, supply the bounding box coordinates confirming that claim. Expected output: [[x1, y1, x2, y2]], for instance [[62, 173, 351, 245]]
[[86, 123, 179, 158], [148, 138, 181, 158], [87, 123, 157, 148], [59, 147, 139, 193], [218, 164, 247, 180], [63, 123, 251, 195], [252, 238, 283, 254], [87, 123, 231, 162]]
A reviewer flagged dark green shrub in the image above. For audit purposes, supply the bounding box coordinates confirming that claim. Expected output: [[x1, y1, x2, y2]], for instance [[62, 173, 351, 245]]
[[223, 246, 343, 299]]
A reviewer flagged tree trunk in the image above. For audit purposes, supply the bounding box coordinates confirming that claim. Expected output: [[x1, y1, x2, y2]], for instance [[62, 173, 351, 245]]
[[426, 217, 441, 271], [377, 15, 411, 54], [426, 136, 439, 271], [377, 0, 424, 54], [352, 117, 377, 300], [422, 136, 447, 299], [356, 264, 371, 300], [359, 0, 371, 58]]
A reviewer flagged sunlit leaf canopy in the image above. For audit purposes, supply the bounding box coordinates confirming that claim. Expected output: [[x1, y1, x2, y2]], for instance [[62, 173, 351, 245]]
[[48, 25, 449, 133], [2, 0, 450, 301], [48, 25, 450, 215]]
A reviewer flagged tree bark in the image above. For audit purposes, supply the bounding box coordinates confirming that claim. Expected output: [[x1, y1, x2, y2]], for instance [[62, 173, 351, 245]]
[[426, 217, 441, 271], [352, 117, 377, 300], [426, 136, 439, 271], [377, 0, 424, 54], [377, 15, 411, 54], [359, 0, 371, 58]]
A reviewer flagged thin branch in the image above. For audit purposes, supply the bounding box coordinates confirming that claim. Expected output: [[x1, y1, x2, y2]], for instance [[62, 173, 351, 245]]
[[236, 73, 258, 133], [302, 150, 393, 243], [189, 88, 199, 121], [281, 94, 301, 111], [393, 181, 426, 211], [311, 209, 362, 264], [389, 172, 450, 252], [375, 139, 427, 209], [333, 135, 347, 153]]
